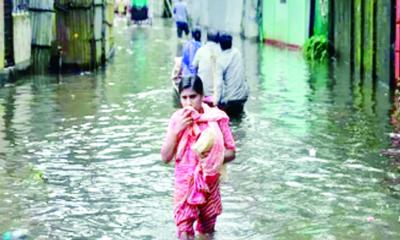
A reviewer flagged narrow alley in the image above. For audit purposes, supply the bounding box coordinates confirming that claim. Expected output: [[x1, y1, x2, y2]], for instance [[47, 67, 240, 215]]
[[0, 13, 398, 239]]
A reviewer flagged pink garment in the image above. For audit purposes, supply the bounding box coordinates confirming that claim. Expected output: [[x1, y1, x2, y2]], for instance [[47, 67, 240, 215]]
[[202, 96, 214, 106], [164, 103, 235, 237], [175, 174, 220, 239], [175, 104, 228, 205]]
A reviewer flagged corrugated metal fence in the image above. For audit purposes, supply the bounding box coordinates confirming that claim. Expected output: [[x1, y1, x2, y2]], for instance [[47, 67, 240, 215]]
[[331, 0, 394, 85], [29, 0, 55, 73], [56, 0, 114, 71], [28, 0, 114, 72]]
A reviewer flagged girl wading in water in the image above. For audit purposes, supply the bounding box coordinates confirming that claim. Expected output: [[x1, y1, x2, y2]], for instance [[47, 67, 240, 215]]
[[161, 76, 236, 240]]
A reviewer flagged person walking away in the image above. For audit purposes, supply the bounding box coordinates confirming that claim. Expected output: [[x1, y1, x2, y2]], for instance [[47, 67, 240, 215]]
[[130, 0, 148, 23], [115, 0, 124, 15], [192, 30, 221, 106], [214, 33, 249, 116], [181, 27, 202, 77], [173, 0, 189, 38], [122, 0, 130, 15], [161, 76, 236, 240]]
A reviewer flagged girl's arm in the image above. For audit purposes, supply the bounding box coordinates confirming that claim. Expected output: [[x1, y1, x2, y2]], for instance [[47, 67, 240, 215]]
[[218, 118, 236, 164], [224, 149, 235, 164], [161, 131, 179, 163]]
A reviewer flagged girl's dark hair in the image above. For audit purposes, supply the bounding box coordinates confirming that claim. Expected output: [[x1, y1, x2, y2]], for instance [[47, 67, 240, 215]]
[[178, 75, 204, 95]]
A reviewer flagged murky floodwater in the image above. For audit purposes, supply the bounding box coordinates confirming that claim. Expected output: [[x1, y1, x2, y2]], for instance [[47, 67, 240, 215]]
[[0, 18, 399, 239]]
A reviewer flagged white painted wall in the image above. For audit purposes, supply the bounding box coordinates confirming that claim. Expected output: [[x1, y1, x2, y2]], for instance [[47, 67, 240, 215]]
[[242, 0, 259, 39], [263, 0, 310, 46], [186, 0, 259, 38], [146, 0, 259, 38], [13, 12, 31, 66]]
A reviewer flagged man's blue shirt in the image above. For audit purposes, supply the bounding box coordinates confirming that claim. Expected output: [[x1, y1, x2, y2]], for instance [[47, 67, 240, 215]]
[[181, 39, 202, 76]]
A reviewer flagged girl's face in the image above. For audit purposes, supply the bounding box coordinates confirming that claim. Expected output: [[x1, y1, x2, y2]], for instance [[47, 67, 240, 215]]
[[180, 88, 203, 111]]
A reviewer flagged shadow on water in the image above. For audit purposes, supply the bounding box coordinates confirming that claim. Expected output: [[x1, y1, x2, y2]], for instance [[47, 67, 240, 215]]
[[306, 58, 391, 162], [224, 41, 398, 239]]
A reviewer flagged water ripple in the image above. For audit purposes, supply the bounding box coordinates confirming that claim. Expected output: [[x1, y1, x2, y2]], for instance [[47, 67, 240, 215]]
[[0, 18, 397, 240]]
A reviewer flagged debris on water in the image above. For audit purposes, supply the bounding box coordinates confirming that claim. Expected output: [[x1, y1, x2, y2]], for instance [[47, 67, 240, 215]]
[[99, 236, 112, 240], [117, 45, 123, 50], [380, 148, 400, 157], [79, 71, 91, 76], [389, 133, 399, 138], [32, 171, 44, 182], [2, 229, 28, 240], [70, 94, 75, 100], [29, 164, 45, 182], [367, 216, 375, 222], [385, 177, 400, 186], [308, 148, 317, 157]]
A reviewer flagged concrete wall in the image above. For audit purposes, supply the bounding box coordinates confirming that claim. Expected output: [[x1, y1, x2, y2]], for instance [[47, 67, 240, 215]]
[[105, 0, 115, 60], [13, 11, 31, 69], [186, 0, 259, 38], [262, 0, 310, 47], [242, 0, 260, 39]]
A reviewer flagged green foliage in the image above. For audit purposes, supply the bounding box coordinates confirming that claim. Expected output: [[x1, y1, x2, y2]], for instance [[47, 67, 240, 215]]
[[303, 35, 329, 62]]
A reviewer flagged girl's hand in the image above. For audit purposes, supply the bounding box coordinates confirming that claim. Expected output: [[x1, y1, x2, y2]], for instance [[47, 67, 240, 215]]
[[172, 110, 192, 135]]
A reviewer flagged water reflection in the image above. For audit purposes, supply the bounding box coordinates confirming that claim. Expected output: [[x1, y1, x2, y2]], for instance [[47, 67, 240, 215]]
[[0, 18, 398, 239]]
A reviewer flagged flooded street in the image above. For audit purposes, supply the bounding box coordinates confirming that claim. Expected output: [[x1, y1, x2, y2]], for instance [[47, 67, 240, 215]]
[[0, 18, 399, 239]]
